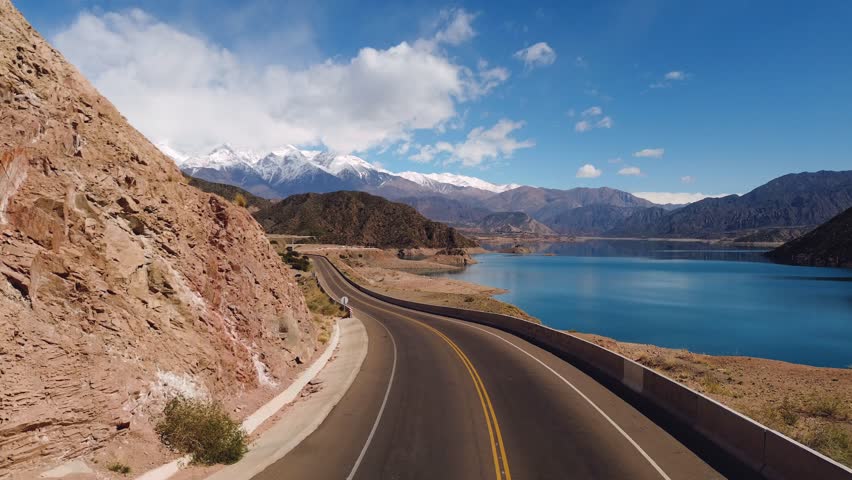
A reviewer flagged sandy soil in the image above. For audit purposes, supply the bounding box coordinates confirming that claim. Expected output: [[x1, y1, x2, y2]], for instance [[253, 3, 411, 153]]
[[296, 246, 539, 323]]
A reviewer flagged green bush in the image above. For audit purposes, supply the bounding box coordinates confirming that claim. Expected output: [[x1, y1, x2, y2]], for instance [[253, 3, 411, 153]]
[[281, 247, 311, 271], [155, 396, 247, 465], [107, 461, 131, 475]]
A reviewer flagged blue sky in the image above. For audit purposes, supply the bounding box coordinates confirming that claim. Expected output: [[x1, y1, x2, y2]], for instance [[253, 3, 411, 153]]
[[19, 1, 852, 202]]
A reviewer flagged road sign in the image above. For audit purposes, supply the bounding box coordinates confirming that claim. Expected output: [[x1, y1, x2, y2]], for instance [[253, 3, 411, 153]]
[[340, 296, 349, 306]]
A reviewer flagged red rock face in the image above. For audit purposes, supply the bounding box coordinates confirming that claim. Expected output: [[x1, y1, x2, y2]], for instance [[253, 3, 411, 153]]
[[0, 0, 317, 472]]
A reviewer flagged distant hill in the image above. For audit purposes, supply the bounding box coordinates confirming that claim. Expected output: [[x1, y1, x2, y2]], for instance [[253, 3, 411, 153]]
[[253, 191, 478, 249], [478, 212, 555, 235], [766, 207, 852, 267], [538, 204, 639, 235], [482, 186, 654, 214], [607, 171, 852, 238], [184, 174, 275, 212]]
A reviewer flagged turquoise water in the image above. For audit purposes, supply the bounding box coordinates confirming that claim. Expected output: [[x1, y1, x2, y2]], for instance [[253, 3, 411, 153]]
[[434, 241, 852, 367]]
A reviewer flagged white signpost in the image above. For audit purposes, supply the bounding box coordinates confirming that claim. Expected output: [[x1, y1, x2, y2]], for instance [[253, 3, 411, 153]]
[[340, 296, 349, 307]]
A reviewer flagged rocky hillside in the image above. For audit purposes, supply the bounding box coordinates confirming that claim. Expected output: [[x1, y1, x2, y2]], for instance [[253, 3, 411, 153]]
[[766, 207, 852, 267], [608, 171, 852, 238], [254, 191, 478, 249], [477, 212, 555, 235], [0, 2, 317, 474]]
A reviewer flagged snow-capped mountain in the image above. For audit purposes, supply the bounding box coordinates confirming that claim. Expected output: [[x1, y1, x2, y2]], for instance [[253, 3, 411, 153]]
[[161, 143, 521, 199], [397, 171, 520, 194]]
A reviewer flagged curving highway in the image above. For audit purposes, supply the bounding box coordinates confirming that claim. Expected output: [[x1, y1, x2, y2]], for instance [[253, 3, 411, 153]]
[[253, 256, 758, 479]]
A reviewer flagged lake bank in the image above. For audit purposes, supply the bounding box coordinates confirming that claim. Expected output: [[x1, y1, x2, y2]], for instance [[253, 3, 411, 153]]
[[432, 243, 852, 368]]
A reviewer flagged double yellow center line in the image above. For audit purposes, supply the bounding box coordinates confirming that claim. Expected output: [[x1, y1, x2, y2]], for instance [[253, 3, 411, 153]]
[[356, 297, 512, 480], [413, 319, 512, 480], [317, 258, 511, 479]]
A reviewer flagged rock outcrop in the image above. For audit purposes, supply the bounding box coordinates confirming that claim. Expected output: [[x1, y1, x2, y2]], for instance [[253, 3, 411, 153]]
[[0, 1, 317, 474], [477, 212, 555, 235]]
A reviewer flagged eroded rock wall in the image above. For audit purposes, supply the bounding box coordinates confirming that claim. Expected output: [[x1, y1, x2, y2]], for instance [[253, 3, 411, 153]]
[[0, 0, 316, 472]]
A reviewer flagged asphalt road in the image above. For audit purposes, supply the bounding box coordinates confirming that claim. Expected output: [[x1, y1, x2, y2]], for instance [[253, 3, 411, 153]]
[[253, 256, 755, 480]]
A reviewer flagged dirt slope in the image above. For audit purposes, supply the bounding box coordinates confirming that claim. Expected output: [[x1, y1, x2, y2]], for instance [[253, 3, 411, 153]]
[[0, 1, 317, 474]]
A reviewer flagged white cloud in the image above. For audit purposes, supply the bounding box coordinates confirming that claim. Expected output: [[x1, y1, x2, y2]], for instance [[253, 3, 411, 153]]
[[575, 107, 612, 133], [513, 42, 557, 69], [433, 8, 477, 45], [633, 148, 665, 158], [632, 192, 729, 205], [681, 175, 695, 184], [608, 157, 623, 164], [411, 119, 534, 167], [409, 142, 453, 163], [53, 8, 507, 155], [618, 166, 642, 176], [582, 106, 602, 117], [576, 164, 602, 178], [650, 70, 690, 89], [595, 116, 613, 129]]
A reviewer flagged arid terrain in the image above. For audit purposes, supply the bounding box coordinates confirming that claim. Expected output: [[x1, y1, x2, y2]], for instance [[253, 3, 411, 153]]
[[294, 245, 539, 323], [0, 2, 321, 477], [578, 333, 852, 467]]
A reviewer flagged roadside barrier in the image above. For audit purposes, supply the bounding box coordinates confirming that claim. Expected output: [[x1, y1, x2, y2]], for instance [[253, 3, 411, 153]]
[[314, 255, 852, 480]]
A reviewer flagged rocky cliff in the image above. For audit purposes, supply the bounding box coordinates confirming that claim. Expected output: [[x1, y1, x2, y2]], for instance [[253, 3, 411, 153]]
[[0, 1, 317, 474]]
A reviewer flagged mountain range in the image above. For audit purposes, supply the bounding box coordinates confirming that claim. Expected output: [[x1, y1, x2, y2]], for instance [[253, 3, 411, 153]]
[[163, 144, 661, 234], [164, 145, 852, 240]]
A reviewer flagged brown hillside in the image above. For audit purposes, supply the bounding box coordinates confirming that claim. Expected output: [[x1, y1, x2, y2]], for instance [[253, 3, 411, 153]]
[[0, 1, 317, 474], [254, 191, 478, 249]]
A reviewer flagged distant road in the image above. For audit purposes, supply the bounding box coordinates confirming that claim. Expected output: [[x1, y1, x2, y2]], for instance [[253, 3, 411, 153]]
[[253, 256, 756, 479]]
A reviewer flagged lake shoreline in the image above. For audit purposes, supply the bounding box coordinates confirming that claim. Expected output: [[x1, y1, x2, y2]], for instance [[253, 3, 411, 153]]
[[295, 242, 851, 468]]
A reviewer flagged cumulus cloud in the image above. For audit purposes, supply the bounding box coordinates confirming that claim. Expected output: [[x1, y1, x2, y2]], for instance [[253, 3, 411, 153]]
[[53, 8, 507, 155], [633, 148, 665, 158], [513, 42, 557, 69], [681, 175, 695, 184], [631, 192, 729, 205], [576, 164, 602, 178], [618, 166, 642, 176], [574, 106, 612, 133], [410, 119, 534, 167]]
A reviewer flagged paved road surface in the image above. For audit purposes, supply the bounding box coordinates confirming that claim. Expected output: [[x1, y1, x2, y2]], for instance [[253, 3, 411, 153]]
[[253, 256, 757, 479]]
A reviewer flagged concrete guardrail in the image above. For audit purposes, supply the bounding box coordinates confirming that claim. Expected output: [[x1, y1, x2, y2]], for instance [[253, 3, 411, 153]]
[[315, 255, 852, 480]]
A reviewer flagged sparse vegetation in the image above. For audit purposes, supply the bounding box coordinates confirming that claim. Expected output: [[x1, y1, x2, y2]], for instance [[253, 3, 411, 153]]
[[233, 192, 248, 208], [281, 247, 311, 271], [806, 425, 851, 466], [155, 396, 247, 465], [297, 272, 345, 345], [107, 461, 131, 475]]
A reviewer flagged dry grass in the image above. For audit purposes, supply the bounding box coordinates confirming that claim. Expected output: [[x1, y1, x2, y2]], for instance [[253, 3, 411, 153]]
[[579, 333, 852, 468], [297, 269, 345, 344]]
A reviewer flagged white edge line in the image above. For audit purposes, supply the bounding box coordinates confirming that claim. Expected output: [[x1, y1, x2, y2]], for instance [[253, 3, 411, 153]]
[[456, 322, 672, 480], [318, 259, 398, 480], [344, 312, 397, 480]]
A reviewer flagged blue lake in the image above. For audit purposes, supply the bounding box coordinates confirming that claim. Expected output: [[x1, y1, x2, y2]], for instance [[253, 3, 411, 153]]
[[434, 241, 852, 367]]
